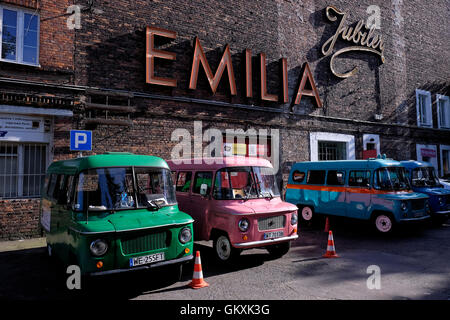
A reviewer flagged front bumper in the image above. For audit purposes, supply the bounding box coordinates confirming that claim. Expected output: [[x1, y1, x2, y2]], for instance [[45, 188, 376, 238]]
[[434, 210, 450, 216], [398, 215, 431, 223], [233, 234, 298, 248], [89, 254, 193, 276]]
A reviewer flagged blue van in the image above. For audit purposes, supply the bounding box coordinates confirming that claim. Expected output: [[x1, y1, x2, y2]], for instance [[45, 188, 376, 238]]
[[285, 159, 430, 233], [400, 160, 450, 224]]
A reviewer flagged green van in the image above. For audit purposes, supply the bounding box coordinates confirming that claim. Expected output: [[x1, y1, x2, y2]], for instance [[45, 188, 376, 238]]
[[40, 152, 194, 277]]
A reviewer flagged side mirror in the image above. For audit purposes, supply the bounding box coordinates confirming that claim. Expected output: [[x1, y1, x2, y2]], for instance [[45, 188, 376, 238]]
[[200, 183, 208, 197]]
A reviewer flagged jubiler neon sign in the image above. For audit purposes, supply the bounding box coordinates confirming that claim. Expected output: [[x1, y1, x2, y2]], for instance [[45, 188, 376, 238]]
[[321, 6, 385, 78], [145, 27, 322, 109]]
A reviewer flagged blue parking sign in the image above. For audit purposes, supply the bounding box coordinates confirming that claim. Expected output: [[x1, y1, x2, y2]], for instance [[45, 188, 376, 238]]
[[70, 130, 92, 151]]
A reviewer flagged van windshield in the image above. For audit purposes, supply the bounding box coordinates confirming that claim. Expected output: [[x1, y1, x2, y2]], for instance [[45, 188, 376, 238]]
[[412, 167, 440, 187], [74, 167, 176, 212], [374, 167, 411, 191], [213, 166, 280, 200]]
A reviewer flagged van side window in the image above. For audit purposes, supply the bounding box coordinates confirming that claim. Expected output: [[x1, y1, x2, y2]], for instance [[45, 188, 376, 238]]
[[327, 170, 345, 186], [176, 171, 192, 192], [56, 175, 68, 205], [193, 172, 213, 195], [349, 170, 371, 187], [171, 171, 177, 185], [65, 175, 75, 206], [47, 174, 58, 199], [307, 170, 326, 185], [42, 174, 51, 196], [292, 171, 305, 183]]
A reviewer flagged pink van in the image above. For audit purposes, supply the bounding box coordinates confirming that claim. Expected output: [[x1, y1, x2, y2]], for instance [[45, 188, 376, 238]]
[[167, 157, 298, 262]]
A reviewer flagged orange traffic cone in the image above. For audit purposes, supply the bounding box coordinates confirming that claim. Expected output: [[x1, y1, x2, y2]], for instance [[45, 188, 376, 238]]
[[189, 251, 209, 289], [324, 217, 330, 233], [323, 231, 339, 258]]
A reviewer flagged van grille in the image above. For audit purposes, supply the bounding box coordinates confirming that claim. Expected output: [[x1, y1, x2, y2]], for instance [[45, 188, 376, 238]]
[[411, 199, 425, 211], [258, 215, 286, 231], [121, 230, 170, 255]]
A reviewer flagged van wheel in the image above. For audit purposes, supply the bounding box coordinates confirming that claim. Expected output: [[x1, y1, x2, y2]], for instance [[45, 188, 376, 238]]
[[373, 213, 395, 233], [213, 234, 241, 263], [47, 244, 52, 258], [267, 241, 291, 258], [300, 206, 314, 222]]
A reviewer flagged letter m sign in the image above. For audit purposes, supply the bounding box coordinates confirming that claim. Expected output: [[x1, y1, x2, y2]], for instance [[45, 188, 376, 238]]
[[70, 130, 92, 151]]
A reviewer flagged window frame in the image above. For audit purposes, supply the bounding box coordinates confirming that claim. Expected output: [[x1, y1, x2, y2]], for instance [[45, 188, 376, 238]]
[[192, 171, 213, 195], [415, 89, 433, 128], [326, 170, 346, 186], [348, 170, 371, 188], [437, 94, 450, 130], [0, 4, 40, 66], [0, 142, 48, 199], [175, 171, 193, 193], [306, 170, 326, 185]]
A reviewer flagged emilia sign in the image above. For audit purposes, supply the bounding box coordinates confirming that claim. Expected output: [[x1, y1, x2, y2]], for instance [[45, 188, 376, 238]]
[[321, 6, 385, 78], [145, 27, 322, 109], [145, 6, 385, 107]]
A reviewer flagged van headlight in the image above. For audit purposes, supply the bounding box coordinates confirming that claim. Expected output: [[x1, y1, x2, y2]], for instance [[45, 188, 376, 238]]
[[291, 212, 298, 225], [179, 227, 192, 244], [400, 201, 407, 211], [238, 218, 250, 232], [90, 239, 108, 257]]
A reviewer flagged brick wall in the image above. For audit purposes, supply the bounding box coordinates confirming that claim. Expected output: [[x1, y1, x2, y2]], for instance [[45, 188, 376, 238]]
[[0, 199, 41, 240], [0, 0, 449, 239]]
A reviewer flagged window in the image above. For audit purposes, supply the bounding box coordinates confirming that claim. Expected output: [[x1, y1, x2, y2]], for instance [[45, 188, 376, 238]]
[[326, 170, 345, 186], [192, 171, 213, 194], [292, 171, 305, 183], [0, 5, 39, 65], [306, 170, 326, 185], [441, 146, 450, 178], [437, 95, 450, 129], [176, 171, 192, 192], [0, 142, 47, 199], [348, 170, 371, 187], [318, 141, 346, 160], [415, 90, 432, 127]]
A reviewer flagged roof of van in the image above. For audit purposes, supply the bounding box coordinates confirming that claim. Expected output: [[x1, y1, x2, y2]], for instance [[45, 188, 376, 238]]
[[167, 156, 273, 170], [291, 159, 401, 170], [400, 160, 434, 169], [47, 152, 169, 174]]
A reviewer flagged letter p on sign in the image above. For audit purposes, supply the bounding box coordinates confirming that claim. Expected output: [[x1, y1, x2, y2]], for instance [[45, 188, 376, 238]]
[[70, 130, 92, 151]]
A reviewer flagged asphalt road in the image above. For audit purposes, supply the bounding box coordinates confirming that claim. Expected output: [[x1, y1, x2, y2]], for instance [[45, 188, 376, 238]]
[[1, 217, 449, 300]]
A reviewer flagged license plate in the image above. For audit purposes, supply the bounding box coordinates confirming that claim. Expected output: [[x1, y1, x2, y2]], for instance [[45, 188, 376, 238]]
[[414, 212, 424, 218], [129, 252, 165, 267], [264, 231, 284, 239]]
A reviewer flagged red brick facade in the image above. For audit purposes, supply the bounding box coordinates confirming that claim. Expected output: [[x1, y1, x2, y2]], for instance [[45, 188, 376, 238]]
[[0, 0, 449, 239]]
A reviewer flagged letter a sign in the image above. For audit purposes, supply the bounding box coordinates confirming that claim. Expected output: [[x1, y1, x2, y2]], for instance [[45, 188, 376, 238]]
[[70, 130, 92, 151]]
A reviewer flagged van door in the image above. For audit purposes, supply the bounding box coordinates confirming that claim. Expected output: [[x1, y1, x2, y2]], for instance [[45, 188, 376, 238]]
[[175, 171, 194, 219], [189, 171, 213, 240], [345, 170, 372, 219], [323, 170, 347, 216]]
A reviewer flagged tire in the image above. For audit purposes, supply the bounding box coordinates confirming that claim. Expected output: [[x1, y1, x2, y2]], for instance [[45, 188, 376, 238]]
[[46, 244, 53, 258], [431, 215, 448, 226], [300, 206, 314, 223], [213, 234, 241, 263], [267, 241, 291, 258], [174, 263, 183, 282], [373, 213, 395, 233]]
